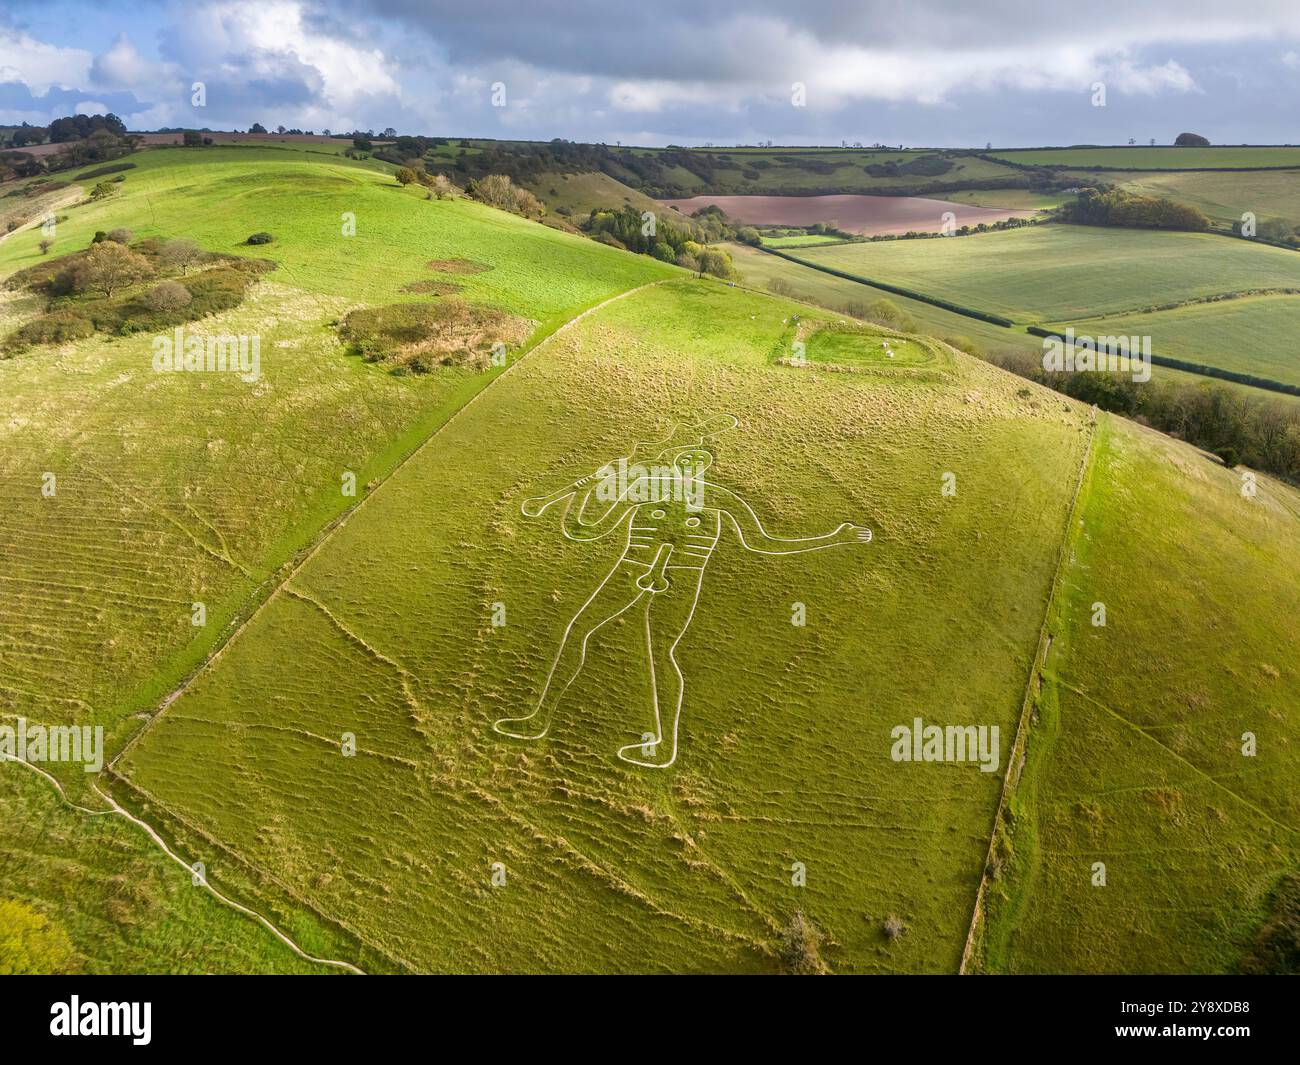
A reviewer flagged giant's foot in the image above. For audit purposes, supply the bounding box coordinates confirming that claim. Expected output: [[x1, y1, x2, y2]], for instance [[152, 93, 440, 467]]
[[616, 737, 676, 769], [493, 715, 549, 740]]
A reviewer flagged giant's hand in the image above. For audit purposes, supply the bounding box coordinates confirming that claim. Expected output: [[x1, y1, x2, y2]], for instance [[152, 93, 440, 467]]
[[521, 466, 612, 517], [835, 522, 873, 544]]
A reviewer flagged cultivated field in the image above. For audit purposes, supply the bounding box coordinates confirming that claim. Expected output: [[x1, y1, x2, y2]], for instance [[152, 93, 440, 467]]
[[796, 225, 1300, 323], [1068, 294, 1300, 388]]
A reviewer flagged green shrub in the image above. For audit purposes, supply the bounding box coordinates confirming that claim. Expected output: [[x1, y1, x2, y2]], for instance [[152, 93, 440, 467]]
[[1240, 872, 1300, 974], [3, 309, 94, 353], [74, 162, 135, 181], [145, 280, 193, 313]]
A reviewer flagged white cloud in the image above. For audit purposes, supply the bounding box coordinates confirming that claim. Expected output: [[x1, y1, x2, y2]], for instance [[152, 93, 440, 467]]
[[0, 29, 92, 93], [91, 33, 182, 94]]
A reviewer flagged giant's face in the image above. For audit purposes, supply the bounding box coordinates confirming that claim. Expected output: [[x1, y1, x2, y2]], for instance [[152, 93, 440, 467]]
[[673, 448, 712, 474]]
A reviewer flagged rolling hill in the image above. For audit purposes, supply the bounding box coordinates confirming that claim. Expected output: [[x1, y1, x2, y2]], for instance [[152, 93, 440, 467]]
[[1, 142, 1296, 974]]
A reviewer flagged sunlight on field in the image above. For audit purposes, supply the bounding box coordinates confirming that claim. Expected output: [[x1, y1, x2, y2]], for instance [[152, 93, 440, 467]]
[[117, 279, 1090, 972]]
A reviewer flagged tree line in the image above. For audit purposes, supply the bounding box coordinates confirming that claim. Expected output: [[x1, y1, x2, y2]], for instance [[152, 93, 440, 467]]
[[985, 345, 1300, 482]]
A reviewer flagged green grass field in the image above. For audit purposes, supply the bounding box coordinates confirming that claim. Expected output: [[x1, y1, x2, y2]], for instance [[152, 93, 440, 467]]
[[113, 279, 1091, 973], [796, 224, 1300, 323], [2, 142, 1298, 975], [727, 240, 1031, 349], [610, 148, 1024, 196], [0, 765, 337, 973], [0, 145, 671, 971], [760, 234, 857, 248], [1116, 170, 1300, 230], [991, 146, 1300, 169], [942, 188, 1073, 211], [1068, 294, 1300, 388], [726, 241, 1300, 405], [521, 170, 664, 220], [0, 147, 670, 766], [981, 416, 1300, 973]]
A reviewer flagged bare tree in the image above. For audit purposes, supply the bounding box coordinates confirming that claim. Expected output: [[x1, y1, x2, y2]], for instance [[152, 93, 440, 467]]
[[70, 242, 153, 297]]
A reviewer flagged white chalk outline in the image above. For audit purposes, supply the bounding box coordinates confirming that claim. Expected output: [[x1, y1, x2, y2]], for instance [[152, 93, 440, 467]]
[[494, 415, 872, 768]]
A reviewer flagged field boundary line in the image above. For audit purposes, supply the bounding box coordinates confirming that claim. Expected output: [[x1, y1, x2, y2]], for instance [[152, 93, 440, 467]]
[[754, 244, 1016, 327], [108, 277, 672, 775], [957, 405, 1099, 974], [2, 753, 362, 974], [81, 278, 671, 974]]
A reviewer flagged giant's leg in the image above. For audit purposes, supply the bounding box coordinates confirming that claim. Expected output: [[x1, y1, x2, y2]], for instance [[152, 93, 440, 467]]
[[494, 563, 645, 740], [617, 567, 705, 768]]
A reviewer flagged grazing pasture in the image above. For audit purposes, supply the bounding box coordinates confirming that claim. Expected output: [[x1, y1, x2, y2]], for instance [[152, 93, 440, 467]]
[[796, 225, 1300, 322], [981, 416, 1300, 973], [1067, 294, 1300, 388]]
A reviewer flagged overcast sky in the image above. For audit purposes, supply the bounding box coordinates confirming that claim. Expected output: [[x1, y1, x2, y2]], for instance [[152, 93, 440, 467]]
[[3, 0, 1300, 146]]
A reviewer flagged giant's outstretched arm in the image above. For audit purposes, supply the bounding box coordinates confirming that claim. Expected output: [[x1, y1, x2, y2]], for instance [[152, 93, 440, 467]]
[[708, 482, 871, 555], [521, 469, 639, 542]]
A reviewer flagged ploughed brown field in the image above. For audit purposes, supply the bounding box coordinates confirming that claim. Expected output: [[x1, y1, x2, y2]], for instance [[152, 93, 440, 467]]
[[658, 193, 1037, 235]]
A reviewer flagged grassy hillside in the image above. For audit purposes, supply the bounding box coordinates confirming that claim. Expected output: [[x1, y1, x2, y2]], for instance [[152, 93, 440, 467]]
[[943, 188, 1075, 211], [0, 144, 672, 970], [446, 142, 1032, 198], [0, 766, 337, 973], [0, 146, 670, 753], [626, 149, 1024, 195], [114, 278, 1091, 973], [796, 224, 1300, 323], [980, 415, 1300, 973], [521, 170, 664, 219], [3, 141, 1298, 976]]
